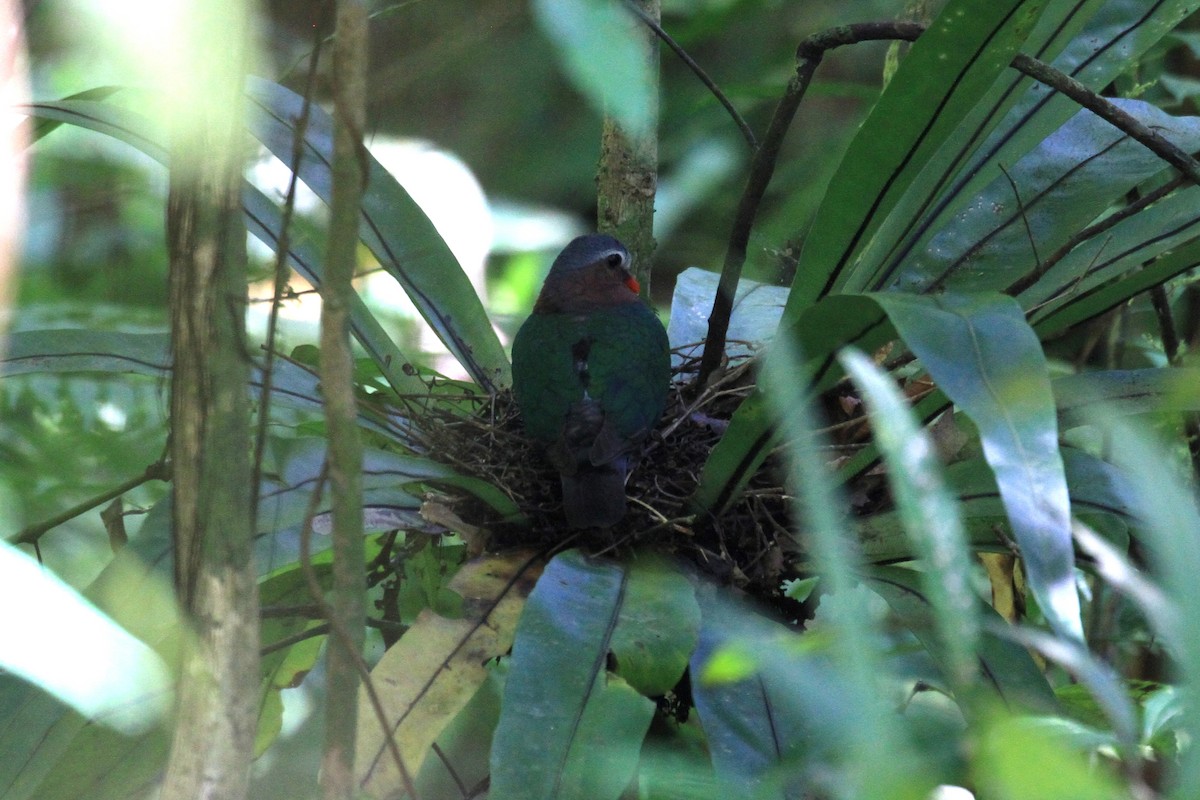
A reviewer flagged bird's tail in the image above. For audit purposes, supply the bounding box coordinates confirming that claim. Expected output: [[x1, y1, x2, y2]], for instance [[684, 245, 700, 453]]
[[560, 457, 628, 529]]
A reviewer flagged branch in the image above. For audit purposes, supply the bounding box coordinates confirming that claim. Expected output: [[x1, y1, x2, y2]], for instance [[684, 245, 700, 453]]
[[12, 458, 170, 547], [623, 0, 756, 149], [694, 21, 924, 387], [253, 9, 330, 525], [320, 0, 371, 797], [598, 0, 660, 285], [695, 20, 1200, 387]]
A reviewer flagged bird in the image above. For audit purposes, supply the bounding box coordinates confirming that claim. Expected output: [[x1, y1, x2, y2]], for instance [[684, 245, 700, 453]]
[[511, 234, 670, 529]]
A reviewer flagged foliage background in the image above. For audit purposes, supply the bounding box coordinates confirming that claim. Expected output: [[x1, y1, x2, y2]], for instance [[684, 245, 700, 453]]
[[9, 0, 1200, 798]]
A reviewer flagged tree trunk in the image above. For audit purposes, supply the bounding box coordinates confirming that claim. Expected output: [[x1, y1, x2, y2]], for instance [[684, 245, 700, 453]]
[[159, 2, 259, 797], [319, 1, 368, 798], [597, 0, 660, 292]]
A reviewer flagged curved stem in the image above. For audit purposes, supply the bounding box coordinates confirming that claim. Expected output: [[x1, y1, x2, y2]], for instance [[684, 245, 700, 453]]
[[694, 21, 925, 388]]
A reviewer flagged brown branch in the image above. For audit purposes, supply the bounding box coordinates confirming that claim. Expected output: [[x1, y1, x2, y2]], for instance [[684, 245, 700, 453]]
[[12, 458, 170, 547], [1011, 52, 1200, 187], [695, 21, 925, 388], [159, 2, 258, 796], [298, 467, 417, 800], [598, 0, 660, 287], [1006, 174, 1186, 298], [320, 0, 371, 797]]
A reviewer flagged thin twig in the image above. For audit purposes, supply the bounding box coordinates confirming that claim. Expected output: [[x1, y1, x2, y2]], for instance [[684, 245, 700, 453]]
[[298, 463, 418, 799], [12, 458, 171, 546], [623, 0, 757, 150], [252, 11, 329, 525], [1007, 176, 1183, 298], [695, 21, 1200, 386], [695, 21, 925, 387]]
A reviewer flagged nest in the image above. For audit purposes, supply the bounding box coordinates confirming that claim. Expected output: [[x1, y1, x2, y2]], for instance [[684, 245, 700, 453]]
[[403, 353, 882, 603]]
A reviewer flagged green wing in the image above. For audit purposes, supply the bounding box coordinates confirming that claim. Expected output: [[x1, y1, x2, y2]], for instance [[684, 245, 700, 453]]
[[511, 313, 585, 442], [585, 303, 670, 440], [511, 302, 670, 444]]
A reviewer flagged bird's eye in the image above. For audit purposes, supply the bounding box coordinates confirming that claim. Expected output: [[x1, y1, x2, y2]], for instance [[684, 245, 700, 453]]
[[605, 252, 624, 269]]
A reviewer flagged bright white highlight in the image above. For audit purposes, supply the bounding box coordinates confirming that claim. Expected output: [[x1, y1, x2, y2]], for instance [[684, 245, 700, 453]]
[[0, 541, 171, 734]]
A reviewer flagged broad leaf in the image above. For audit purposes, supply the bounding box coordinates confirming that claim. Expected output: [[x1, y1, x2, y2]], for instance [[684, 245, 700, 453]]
[[856, 448, 1138, 564], [356, 552, 542, 799], [870, 291, 1080, 640], [0, 329, 412, 440], [531, 0, 654, 138], [489, 552, 654, 800], [864, 566, 1057, 713], [609, 556, 700, 697]]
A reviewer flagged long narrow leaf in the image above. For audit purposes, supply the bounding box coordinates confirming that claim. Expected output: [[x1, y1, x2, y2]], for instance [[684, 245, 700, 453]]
[[785, 0, 1048, 311], [759, 337, 929, 800], [895, 101, 1200, 295], [1099, 417, 1200, 798], [356, 552, 542, 798], [869, 292, 1081, 640], [244, 78, 510, 391], [841, 349, 979, 691], [865, 566, 1057, 712], [872, 0, 1195, 289]]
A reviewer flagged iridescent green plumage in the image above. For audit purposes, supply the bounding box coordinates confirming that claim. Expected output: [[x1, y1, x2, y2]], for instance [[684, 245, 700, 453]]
[[511, 235, 670, 528]]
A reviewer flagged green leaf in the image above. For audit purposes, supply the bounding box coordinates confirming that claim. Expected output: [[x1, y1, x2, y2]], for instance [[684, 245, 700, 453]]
[[866, 0, 1186, 293], [1032, 239, 1200, 337], [24, 85, 507, 392], [986, 622, 1138, 750], [241, 187, 427, 397], [531, 0, 654, 138], [840, 349, 979, 691], [895, 100, 1200, 296], [858, 447, 1136, 565], [0, 330, 170, 377], [610, 556, 700, 697], [974, 715, 1128, 800], [690, 585, 932, 800], [0, 543, 183, 800], [1055, 368, 1200, 428], [0, 329, 412, 440], [785, 0, 1050, 311], [1099, 418, 1200, 797], [254, 564, 330, 755], [0, 543, 170, 762], [870, 291, 1081, 641], [1024, 184, 1200, 321], [490, 552, 654, 800], [244, 77, 510, 391], [688, 588, 811, 799], [692, 295, 894, 515], [758, 339, 931, 800], [865, 566, 1057, 713]]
